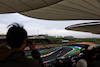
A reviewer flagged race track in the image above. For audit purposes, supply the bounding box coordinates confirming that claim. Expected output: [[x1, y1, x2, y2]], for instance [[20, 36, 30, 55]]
[[42, 47, 72, 62], [24, 44, 90, 62]]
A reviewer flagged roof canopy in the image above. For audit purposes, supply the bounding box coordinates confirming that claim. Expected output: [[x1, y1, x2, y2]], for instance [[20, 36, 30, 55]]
[[65, 22, 100, 34], [0, 0, 100, 20], [0, 0, 62, 13]]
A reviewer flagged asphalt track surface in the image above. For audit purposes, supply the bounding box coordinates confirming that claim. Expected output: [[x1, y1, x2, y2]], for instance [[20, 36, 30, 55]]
[[42, 47, 72, 62], [24, 46, 72, 62], [24, 44, 89, 62]]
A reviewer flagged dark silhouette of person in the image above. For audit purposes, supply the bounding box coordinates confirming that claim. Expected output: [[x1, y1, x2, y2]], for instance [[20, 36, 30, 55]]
[[0, 23, 44, 67], [80, 45, 90, 59], [53, 59, 62, 67]]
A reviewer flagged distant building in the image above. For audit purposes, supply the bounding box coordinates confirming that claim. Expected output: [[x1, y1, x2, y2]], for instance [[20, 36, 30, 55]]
[[64, 36, 74, 38]]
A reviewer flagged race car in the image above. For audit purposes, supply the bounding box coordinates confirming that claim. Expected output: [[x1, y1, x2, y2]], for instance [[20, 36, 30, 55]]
[[57, 54, 61, 57]]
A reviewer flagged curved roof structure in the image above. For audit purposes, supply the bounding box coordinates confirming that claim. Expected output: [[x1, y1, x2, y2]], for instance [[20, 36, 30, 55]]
[[0, 0, 62, 13], [0, 0, 100, 20], [65, 22, 100, 34]]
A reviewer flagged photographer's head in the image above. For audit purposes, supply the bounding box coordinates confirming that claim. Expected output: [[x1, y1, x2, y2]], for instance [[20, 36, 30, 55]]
[[6, 23, 27, 50]]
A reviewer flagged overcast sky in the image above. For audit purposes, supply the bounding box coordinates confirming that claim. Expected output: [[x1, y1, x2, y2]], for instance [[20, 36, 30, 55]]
[[0, 13, 100, 38]]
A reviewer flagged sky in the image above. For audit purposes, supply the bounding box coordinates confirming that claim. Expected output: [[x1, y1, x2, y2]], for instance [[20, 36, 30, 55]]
[[0, 13, 100, 38]]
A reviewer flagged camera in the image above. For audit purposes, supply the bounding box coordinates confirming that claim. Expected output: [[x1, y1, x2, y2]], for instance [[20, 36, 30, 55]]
[[26, 40, 32, 46]]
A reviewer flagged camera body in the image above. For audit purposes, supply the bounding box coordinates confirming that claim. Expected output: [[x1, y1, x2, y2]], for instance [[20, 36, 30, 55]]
[[26, 40, 32, 46]]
